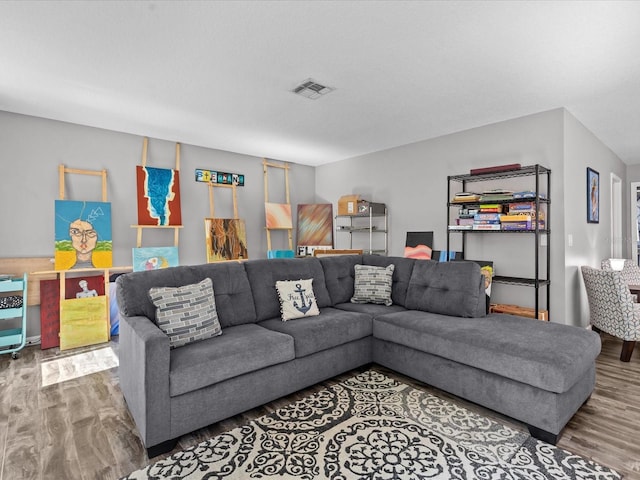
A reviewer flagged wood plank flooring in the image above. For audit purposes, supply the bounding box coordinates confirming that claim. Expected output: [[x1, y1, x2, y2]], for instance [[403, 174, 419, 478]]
[[0, 332, 638, 480]]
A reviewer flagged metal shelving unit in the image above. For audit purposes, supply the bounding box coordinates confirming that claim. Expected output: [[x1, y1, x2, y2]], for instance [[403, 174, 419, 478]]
[[447, 165, 551, 319], [335, 207, 388, 255]]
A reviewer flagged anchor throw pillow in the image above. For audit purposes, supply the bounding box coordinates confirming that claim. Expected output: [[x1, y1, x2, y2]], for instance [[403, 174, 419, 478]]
[[275, 278, 320, 321]]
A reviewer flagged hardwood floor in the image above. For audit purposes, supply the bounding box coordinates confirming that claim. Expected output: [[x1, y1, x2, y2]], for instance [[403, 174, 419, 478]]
[[0, 332, 638, 479]]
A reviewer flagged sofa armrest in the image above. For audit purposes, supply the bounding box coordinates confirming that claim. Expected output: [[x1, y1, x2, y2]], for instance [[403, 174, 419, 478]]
[[119, 314, 171, 449]]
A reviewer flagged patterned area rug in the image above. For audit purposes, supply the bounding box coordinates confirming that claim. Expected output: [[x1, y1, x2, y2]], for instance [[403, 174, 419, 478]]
[[122, 370, 621, 479]]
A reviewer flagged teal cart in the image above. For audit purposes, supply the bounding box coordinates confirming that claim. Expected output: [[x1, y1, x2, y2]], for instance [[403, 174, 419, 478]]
[[0, 273, 27, 359]]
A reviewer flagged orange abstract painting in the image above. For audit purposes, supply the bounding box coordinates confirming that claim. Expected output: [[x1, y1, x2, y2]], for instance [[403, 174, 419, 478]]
[[265, 203, 293, 229]]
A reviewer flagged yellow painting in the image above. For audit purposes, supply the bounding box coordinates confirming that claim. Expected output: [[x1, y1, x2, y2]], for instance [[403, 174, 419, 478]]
[[265, 203, 293, 229], [59, 296, 109, 350]]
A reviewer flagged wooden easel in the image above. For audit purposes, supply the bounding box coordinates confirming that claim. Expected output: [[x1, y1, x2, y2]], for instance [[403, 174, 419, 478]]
[[208, 182, 239, 219], [203, 178, 248, 261], [49, 165, 132, 349], [57, 165, 111, 302], [263, 159, 293, 251], [131, 137, 183, 247]]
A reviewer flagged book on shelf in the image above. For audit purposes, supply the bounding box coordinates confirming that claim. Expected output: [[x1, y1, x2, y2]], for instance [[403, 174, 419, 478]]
[[448, 225, 473, 230], [472, 224, 502, 231], [456, 218, 475, 226], [474, 213, 501, 221], [482, 188, 513, 195], [506, 207, 545, 220], [479, 194, 514, 202], [452, 192, 481, 203], [501, 222, 531, 230], [473, 220, 501, 225], [512, 191, 547, 200], [500, 214, 532, 222], [501, 220, 545, 230], [508, 202, 540, 211]]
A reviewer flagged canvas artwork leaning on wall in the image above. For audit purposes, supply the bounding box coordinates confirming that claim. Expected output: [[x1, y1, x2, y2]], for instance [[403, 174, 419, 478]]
[[205, 218, 249, 262], [54, 200, 113, 270], [136, 165, 183, 226]]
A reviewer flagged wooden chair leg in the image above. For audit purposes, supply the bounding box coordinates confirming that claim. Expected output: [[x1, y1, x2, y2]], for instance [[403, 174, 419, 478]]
[[620, 340, 636, 362]]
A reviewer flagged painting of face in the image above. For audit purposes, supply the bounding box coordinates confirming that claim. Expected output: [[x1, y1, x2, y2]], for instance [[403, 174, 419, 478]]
[[69, 219, 98, 255], [55, 200, 112, 270]]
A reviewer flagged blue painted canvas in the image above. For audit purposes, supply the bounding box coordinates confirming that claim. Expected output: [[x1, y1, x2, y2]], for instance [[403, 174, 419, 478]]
[[132, 246, 180, 272]]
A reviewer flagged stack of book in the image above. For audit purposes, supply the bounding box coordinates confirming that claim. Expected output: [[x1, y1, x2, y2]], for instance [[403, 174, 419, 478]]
[[473, 206, 502, 231], [449, 206, 478, 230], [479, 189, 513, 203], [512, 191, 547, 200], [501, 202, 545, 230], [451, 192, 481, 203]]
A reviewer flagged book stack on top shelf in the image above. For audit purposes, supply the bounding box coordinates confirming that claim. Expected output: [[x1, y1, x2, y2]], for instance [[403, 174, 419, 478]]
[[478, 188, 513, 203]]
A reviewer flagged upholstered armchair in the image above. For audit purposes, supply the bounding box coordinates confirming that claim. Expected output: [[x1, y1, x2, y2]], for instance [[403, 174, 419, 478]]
[[601, 258, 640, 285], [581, 266, 640, 362]]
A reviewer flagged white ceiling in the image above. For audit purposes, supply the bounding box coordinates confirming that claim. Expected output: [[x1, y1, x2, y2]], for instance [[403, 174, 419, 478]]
[[1, 0, 639, 167]]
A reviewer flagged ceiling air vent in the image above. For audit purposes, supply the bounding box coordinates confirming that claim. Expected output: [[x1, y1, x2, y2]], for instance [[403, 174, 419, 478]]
[[292, 78, 334, 100]]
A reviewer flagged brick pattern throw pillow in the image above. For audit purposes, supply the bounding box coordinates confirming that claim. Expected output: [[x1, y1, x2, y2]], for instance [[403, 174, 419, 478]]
[[275, 278, 320, 321], [149, 277, 222, 348], [351, 264, 395, 306]]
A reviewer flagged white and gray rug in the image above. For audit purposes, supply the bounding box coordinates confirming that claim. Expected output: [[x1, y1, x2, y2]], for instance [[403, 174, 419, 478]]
[[122, 370, 620, 479]]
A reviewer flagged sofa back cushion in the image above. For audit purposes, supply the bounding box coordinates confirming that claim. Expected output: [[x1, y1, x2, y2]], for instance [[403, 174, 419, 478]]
[[362, 255, 415, 307], [116, 261, 257, 328], [244, 257, 333, 321], [318, 254, 363, 304], [405, 260, 486, 317]]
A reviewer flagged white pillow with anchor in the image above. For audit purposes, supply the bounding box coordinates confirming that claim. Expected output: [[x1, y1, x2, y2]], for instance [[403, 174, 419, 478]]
[[275, 278, 320, 321]]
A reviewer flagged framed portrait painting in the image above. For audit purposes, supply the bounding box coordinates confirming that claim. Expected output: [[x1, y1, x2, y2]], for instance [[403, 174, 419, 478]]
[[587, 167, 599, 224]]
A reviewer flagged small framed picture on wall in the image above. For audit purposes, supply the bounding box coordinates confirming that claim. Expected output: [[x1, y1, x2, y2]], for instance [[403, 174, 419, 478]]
[[587, 167, 599, 224]]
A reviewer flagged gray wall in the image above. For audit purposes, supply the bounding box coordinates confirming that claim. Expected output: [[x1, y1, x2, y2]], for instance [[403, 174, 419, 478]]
[[2, 107, 629, 336], [0, 111, 316, 337], [317, 108, 627, 326]]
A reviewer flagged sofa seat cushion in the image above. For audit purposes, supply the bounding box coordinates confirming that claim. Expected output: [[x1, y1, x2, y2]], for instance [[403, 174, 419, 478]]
[[333, 302, 407, 318], [374, 311, 600, 393], [259, 308, 372, 358], [169, 324, 295, 397]]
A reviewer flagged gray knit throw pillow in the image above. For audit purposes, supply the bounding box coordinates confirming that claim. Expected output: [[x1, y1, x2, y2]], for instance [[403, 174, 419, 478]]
[[149, 277, 222, 348], [350, 264, 395, 306]]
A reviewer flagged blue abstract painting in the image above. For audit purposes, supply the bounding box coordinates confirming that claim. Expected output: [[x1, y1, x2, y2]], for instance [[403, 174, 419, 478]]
[[136, 166, 182, 226]]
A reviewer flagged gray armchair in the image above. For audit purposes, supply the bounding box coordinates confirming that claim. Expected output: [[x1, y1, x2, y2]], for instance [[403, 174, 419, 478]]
[[581, 266, 640, 362]]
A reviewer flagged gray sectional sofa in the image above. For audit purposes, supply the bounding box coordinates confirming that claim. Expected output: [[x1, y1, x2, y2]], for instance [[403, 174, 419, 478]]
[[116, 254, 600, 457]]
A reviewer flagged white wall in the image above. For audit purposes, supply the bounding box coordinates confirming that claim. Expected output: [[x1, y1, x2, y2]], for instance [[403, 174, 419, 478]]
[[563, 111, 629, 326], [0, 111, 316, 336], [317, 108, 626, 326]]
